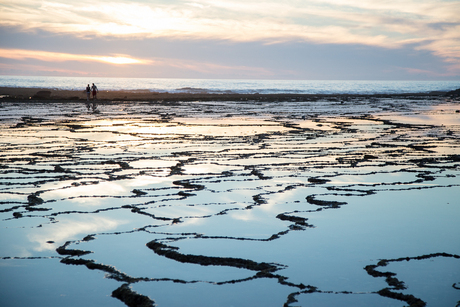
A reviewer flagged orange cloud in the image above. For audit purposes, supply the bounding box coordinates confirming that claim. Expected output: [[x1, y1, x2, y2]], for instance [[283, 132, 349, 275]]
[[0, 48, 151, 65], [0, 62, 93, 76], [0, 48, 275, 78]]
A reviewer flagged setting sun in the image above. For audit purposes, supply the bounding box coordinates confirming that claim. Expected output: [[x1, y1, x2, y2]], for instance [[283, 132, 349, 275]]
[[97, 56, 147, 65]]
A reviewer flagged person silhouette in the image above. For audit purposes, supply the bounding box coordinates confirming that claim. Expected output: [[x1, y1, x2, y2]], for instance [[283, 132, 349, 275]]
[[91, 83, 98, 100], [85, 84, 91, 101]]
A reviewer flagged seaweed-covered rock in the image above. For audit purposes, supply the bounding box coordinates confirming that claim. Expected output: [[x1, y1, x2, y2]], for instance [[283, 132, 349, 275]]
[[308, 177, 330, 184], [112, 284, 155, 307], [363, 154, 378, 160], [27, 194, 44, 205], [146, 241, 279, 272], [132, 189, 148, 196]]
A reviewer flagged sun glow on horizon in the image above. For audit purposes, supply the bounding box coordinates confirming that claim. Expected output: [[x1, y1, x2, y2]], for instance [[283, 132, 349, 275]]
[[97, 56, 145, 65], [0, 48, 150, 65]]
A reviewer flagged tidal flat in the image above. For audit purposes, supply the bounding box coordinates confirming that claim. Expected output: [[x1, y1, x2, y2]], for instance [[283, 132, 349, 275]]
[[0, 95, 459, 307]]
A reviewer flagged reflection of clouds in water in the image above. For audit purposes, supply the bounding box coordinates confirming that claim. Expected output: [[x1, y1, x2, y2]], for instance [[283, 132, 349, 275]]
[[175, 216, 207, 227], [129, 160, 177, 169], [83, 118, 290, 137], [44, 182, 128, 204], [230, 210, 258, 222], [392, 114, 460, 126], [44, 176, 172, 205], [380, 105, 460, 126], [133, 125, 289, 137], [127, 175, 172, 187], [0, 193, 25, 201], [27, 216, 126, 252], [182, 163, 234, 174], [295, 120, 338, 131], [2, 241, 34, 258], [2, 99, 459, 307]]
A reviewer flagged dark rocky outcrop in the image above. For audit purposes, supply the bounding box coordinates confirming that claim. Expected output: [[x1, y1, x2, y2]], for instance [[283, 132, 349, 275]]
[[112, 284, 155, 307], [32, 91, 51, 99]]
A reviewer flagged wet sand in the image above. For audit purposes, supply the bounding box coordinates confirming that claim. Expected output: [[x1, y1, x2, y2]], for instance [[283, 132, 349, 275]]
[[0, 90, 459, 307], [1, 86, 456, 102]]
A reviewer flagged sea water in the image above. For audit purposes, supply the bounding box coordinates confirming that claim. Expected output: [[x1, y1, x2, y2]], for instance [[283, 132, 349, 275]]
[[0, 75, 459, 94]]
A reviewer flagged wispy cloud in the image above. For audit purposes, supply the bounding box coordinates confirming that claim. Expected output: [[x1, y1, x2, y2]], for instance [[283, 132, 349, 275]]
[[1, 0, 459, 77], [398, 66, 459, 78], [0, 62, 93, 76], [0, 48, 151, 65], [1, 1, 458, 42], [0, 47, 273, 77]]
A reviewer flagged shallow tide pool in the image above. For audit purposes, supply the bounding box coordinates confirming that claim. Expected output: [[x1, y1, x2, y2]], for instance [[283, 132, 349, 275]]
[[1, 98, 459, 307]]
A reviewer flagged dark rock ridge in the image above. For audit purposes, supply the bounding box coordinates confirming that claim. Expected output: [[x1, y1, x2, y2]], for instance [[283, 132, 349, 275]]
[[146, 241, 280, 272]]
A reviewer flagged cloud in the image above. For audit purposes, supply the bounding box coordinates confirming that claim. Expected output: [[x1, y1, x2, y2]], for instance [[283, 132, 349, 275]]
[[398, 66, 458, 78], [0, 48, 151, 65], [1, 1, 400, 48], [1, 0, 459, 78], [0, 45, 275, 78], [1, 1, 458, 43], [0, 62, 93, 76]]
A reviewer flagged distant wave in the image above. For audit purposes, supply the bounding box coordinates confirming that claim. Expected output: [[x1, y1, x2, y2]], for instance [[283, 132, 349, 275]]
[[1, 76, 459, 95]]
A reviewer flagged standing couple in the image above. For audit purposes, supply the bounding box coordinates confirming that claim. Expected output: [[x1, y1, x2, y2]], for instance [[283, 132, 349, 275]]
[[86, 83, 98, 101]]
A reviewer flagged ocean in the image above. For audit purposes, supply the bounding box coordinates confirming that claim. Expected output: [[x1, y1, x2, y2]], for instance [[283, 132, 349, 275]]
[[0, 75, 459, 94]]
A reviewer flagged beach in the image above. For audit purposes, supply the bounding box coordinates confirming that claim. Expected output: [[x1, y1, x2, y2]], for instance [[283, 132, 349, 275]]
[[1, 86, 458, 102], [0, 88, 459, 307]]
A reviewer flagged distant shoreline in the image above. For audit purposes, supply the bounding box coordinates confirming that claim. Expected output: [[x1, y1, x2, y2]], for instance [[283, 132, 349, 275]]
[[0, 86, 458, 102]]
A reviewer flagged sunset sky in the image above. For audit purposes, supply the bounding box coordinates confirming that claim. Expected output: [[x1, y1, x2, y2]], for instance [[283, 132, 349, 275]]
[[1, 0, 459, 80]]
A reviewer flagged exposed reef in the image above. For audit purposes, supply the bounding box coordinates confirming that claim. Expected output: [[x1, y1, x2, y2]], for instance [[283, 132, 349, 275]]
[[1, 96, 459, 306]]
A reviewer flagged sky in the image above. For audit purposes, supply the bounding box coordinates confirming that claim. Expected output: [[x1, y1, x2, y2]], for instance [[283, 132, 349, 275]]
[[0, 0, 459, 80]]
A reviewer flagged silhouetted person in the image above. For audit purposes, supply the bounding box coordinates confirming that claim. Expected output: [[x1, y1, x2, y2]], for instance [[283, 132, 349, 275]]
[[86, 84, 91, 101], [91, 83, 98, 100]]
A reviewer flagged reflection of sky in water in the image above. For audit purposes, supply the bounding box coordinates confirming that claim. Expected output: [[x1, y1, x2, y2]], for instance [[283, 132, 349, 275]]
[[77, 118, 293, 137], [134, 276, 285, 306], [380, 104, 460, 126], [0, 258, 120, 307], [0, 214, 127, 257], [384, 257, 460, 306], [0, 99, 459, 307], [27, 215, 127, 252], [44, 176, 174, 204]]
